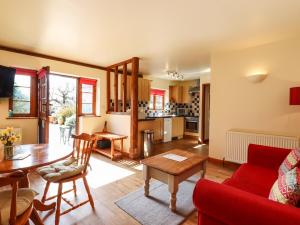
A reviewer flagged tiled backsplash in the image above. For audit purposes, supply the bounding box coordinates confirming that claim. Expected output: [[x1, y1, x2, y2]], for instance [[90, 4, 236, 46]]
[[191, 92, 200, 116], [168, 93, 200, 116], [109, 99, 131, 111], [110, 92, 200, 116]]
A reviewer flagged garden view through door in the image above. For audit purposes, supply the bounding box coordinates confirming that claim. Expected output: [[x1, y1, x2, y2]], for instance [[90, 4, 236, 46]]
[[48, 74, 77, 145]]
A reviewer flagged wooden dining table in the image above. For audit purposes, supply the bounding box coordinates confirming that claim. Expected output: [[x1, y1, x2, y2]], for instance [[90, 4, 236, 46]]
[[0, 144, 73, 224]]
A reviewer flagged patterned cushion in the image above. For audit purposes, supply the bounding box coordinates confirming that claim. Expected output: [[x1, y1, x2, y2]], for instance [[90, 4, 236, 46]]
[[0, 188, 38, 225], [37, 157, 85, 182], [269, 167, 300, 206], [278, 148, 300, 176]]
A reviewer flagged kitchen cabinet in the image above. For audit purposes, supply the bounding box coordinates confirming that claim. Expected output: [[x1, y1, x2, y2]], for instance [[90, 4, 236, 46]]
[[123, 77, 151, 102], [170, 82, 195, 104], [138, 78, 151, 102], [172, 117, 184, 138], [153, 118, 164, 141], [169, 85, 183, 103], [138, 78, 142, 100], [141, 79, 151, 102], [125, 76, 131, 101], [182, 85, 191, 103]]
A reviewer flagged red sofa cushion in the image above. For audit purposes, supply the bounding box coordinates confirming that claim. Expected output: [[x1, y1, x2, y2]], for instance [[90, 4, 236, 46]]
[[248, 144, 291, 169], [223, 163, 278, 197]]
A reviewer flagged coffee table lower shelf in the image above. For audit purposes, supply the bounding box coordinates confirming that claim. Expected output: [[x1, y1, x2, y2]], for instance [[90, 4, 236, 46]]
[[93, 147, 122, 160]]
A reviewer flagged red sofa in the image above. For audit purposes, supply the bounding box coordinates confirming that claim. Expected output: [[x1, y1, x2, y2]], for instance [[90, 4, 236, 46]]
[[193, 144, 300, 225]]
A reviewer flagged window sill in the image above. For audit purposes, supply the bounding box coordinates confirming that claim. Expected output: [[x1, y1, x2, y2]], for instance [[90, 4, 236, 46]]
[[6, 117, 38, 120], [78, 115, 101, 118], [106, 111, 130, 115]]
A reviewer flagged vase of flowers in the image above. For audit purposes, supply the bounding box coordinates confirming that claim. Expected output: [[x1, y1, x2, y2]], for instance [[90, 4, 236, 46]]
[[0, 127, 20, 160]]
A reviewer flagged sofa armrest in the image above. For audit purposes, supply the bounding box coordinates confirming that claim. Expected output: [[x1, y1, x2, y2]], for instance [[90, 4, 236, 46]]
[[247, 144, 291, 169], [193, 179, 300, 225]]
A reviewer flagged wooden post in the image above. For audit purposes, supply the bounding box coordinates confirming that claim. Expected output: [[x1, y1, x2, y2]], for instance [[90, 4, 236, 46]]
[[130, 57, 139, 159], [114, 67, 118, 112], [122, 64, 127, 112], [106, 70, 110, 113]]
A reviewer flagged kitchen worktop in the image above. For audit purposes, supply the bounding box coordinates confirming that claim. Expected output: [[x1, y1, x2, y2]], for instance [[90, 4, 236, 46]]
[[138, 115, 198, 121], [138, 118, 156, 121], [138, 115, 178, 121]]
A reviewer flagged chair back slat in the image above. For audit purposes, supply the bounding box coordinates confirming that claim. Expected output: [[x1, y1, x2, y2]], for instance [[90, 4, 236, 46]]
[[71, 133, 95, 173]]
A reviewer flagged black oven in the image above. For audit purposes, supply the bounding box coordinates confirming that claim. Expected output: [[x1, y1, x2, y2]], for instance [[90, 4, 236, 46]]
[[185, 117, 199, 133]]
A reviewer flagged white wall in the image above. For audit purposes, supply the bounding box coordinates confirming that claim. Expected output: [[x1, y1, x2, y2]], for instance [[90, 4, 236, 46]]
[[0, 99, 38, 144], [106, 114, 131, 153], [209, 37, 300, 160]]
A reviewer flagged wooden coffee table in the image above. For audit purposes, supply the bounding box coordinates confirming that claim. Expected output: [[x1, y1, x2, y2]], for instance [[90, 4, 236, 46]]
[[141, 149, 207, 212]]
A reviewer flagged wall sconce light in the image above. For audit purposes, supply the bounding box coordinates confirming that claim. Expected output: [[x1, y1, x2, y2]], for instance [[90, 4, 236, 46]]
[[246, 73, 268, 83]]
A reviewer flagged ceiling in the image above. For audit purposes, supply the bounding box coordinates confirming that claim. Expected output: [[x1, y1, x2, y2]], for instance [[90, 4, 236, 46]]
[[1, 0, 300, 80]]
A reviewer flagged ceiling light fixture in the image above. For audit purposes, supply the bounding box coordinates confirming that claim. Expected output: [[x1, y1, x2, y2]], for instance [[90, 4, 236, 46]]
[[166, 71, 184, 80]]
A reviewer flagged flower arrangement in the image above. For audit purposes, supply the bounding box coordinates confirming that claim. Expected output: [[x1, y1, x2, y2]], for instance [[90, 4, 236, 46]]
[[0, 127, 20, 146]]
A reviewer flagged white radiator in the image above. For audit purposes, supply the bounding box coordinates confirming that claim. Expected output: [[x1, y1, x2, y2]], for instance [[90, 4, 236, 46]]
[[0, 128, 22, 145], [226, 130, 299, 164]]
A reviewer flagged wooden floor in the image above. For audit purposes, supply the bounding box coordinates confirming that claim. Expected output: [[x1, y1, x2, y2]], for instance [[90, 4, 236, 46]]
[[28, 138, 236, 225]]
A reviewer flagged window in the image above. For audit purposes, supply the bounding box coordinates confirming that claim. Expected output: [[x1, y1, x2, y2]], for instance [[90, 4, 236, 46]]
[[9, 68, 37, 117], [149, 89, 165, 110], [78, 78, 97, 115]]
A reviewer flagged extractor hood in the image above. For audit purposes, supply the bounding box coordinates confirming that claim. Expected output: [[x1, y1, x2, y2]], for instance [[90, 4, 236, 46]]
[[188, 86, 200, 93], [188, 80, 200, 93]]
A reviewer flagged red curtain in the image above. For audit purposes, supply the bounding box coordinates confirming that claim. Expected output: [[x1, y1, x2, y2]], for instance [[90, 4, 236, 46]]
[[15, 68, 37, 77], [79, 78, 97, 85], [37, 68, 48, 79], [151, 89, 165, 96]]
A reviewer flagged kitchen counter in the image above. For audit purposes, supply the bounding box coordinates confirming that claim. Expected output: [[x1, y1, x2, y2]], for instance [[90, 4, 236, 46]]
[[137, 118, 164, 151], [138, 115, 198, 121], [142, 115, 184, 119], [139, 115, 199, 121], [138, 118, 156, 121]]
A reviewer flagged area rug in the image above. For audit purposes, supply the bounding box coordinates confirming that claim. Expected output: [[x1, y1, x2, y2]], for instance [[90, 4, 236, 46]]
[[115, 175, 199, 225]]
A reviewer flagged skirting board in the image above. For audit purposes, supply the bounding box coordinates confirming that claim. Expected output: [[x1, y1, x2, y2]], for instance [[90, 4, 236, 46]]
[[208, 157, 240, 170]]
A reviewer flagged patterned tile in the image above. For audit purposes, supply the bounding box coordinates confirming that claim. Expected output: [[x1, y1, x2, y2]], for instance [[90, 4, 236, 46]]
[[110, 92, 200, 116]]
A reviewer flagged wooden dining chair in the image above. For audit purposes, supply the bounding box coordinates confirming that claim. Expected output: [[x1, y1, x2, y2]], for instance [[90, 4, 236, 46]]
[[37, 133, 96, 225], [0, 171, 39, 225]]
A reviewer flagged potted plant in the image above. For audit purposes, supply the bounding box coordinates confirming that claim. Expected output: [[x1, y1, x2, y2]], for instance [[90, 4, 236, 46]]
[[58, 116, 64, 125], [0, 127, 21, 160], [57, 106, 75, 125]]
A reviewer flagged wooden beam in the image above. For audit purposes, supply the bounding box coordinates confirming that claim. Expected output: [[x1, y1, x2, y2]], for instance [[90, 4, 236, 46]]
[[122, 64, 127, 112], [107, 58, 138, 69], [130, 57, 139, 159], [0, 45, 144, 77], [114, 67, 119, 112], [0, 45, 106, 70], [106, 70, 111, 113], [106, 57, 143, 77], [107, 68, 142, 77]]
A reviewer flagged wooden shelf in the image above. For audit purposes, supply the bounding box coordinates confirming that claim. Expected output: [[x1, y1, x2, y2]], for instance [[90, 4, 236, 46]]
[[93, 147, 122, 160]]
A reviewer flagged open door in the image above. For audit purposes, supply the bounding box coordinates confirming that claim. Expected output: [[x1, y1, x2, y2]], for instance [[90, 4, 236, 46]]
[[201, 83, 210, 144], [38, 66, 50, 143]]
